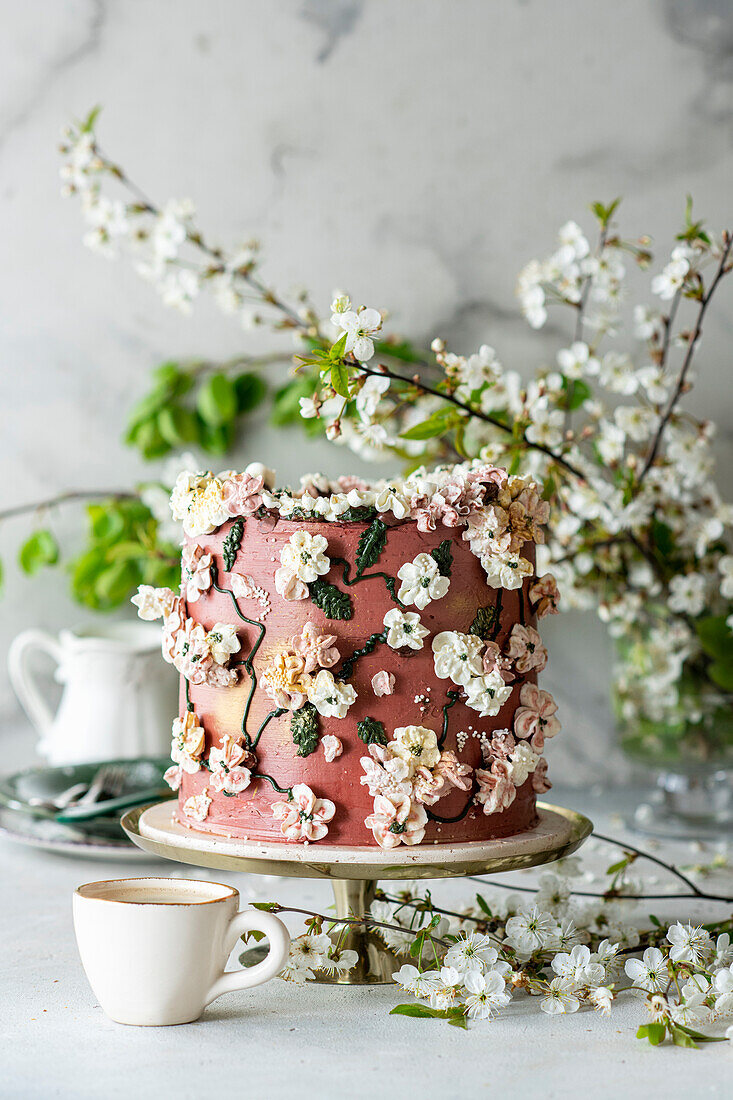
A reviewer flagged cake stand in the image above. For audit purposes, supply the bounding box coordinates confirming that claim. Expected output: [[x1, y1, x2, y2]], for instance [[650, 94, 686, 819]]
[[122, 800, 592, 986]]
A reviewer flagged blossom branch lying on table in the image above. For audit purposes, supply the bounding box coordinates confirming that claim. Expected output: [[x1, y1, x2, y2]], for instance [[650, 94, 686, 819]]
[[252, 835, 733, 1046]]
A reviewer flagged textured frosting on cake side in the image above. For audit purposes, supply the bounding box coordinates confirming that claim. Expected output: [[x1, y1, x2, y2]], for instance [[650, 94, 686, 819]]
[[133, 461, 561, 848]]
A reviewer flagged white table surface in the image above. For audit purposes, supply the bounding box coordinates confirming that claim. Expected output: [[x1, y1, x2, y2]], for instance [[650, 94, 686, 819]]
[[2, 733, 732, 1100]]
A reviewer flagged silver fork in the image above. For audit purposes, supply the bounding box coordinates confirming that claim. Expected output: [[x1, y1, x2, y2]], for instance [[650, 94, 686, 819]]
[[73, 764, 127, 807]]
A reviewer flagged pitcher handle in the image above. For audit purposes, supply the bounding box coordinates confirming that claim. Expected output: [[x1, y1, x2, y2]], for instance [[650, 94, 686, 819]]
[[7, 629, 64, 738], [205, 909, 291, 1006]]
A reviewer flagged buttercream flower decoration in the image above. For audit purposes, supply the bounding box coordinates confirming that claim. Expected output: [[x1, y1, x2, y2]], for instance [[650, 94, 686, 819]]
[[531, 756, 551, 793], [482, 551, 534, 590], [359, 744, 411, 798], [432, 631, 484, 686], [163, 765, 182, 791], [383, 608, 429, 651], [481, 641, 513, 682], [306, 669, 357, 719], [275, 530, 331, 601], [390, 725, 440, 777], [522, 544, 556, 601], [171, 711, 206, 773], [321, 734, 343, 763], [513, 683, 561, 751], [259, 651, 310, 711], [412, 751, 473, 806], [182, 790, 212, 823], [131, 585, 178, 621], [465, 673, 512, 717], [371, 670, 395, 697], [335, 305, 382, 362], [475, 760, 516, 815], [364, 791, 427, 848], [206, 622, 241, 665], [272, 783, 336, 843], [231, 572, 271, 619], [220, 471, 264, 516], [504, 623, 548, 674], [166, 616, 238, 687], [170, 471, 229, 537], [396, 552, 450, 610], [181, 543, 213, 602], [291, 621, 340, 674], [506, 741, 541, 786], [208, 734, 253, 795]]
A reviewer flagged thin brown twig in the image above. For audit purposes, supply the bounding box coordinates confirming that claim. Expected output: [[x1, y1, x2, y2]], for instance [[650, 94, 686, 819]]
[[0, 489, 136, 523]]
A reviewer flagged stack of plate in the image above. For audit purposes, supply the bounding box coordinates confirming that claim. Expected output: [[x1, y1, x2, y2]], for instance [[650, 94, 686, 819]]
[[0, 758, 173, 861]]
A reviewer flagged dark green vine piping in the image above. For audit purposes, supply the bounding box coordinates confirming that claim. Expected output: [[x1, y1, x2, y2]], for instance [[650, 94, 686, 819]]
[[185, 679, 193, 711], [251, 707, 286, 750], [336, 630, 388, 682], [330, 556, 406, 608], [426, 785, 476, 824], [490, 589, 504, 640], [251, 772, 293, 798], [438, 689, 461, 748], [517, 584, 526, 626]]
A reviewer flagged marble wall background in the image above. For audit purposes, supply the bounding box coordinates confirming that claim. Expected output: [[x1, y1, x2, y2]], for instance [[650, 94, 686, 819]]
[[2, 0, 732, 780]]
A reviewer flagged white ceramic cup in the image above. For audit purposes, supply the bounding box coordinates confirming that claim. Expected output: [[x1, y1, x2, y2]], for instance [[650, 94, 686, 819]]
[[73, 877, 291, 1026]]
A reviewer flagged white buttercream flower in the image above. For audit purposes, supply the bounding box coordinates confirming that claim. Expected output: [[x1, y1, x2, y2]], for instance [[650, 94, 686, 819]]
[[464, 669, 513, 718], [397, 553, 450, 609], [432, 631, 484, 685], [390, 725, 440, 776], [383, 608, 429, 650], [307, 670, 357, 719], [131, 585, 177, 621], [181, 790, 211, 822], [206, 623, 241, 665], [170, 471, 228, 536], [279, 530, 330, 583], [482, 552, 533, 590], [371, 670, 395, 696], [507, 742, 541, 786], [321, 734, 343, 763]]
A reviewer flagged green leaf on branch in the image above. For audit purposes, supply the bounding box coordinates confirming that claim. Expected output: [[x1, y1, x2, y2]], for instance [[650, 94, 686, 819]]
[[234, 372, 266, 413], [357, 716, 387, 746], [330, 358, 350, 398], [430, 540, 453, 577], [18, 530, 60, 575], [696, 616, 733, 661], [400, 407, 460, 441], [355, 518, 387, 576], [636, 1023, 667, 1046], [222, 519, 244, 571], [591, 197, 621, 229], [308, 579, 353, 620], [291, 703, 320, 757], [197, 373, 237, 427], [560, 378, 591, 411], [156, 405, 199, 446], [251, 901, 281, 912], [708, 661, 733, 691]]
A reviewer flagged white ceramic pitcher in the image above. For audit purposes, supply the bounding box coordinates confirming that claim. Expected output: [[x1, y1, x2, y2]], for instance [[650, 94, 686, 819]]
[[8, 622, 178, 765]]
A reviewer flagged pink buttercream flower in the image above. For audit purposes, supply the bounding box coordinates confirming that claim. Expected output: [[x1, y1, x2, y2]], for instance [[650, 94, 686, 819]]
[[291, 621, 340, 674], [504, 624, 548, 674], [336, 475, 369, 492], [466, 463, 508, 492], [364, 791, 427, 848], [182, 790, 212, 822], [513, 683, 561, 752], [231, 573, 258, 599], [210, 764, 252, 794], [208, 734, 246, 772], [221, 473, 264, 517], [516, 484, 550, 542], [321, 734, 343, 763], [529, 573, 560, 618], [488, 730, 516, 759], [371, 670, 395, 697], [272, 783, 336, 843], [359, 744, 411, 798], [172, 620, 211, 683], [532, 756, 552, 793], [181, 543, 212, 602], [482, 641, 514, 682], [412, 751, 473, 806], [434, 750, 473, 792], [161, 596, 186, 664], [475, 759, 516, 815], [274, 568, 309, 602], [163, 765, 183, 791]]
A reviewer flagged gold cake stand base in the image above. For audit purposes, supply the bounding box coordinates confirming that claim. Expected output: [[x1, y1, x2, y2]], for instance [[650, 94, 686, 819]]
[[121, 801, 592, 985]]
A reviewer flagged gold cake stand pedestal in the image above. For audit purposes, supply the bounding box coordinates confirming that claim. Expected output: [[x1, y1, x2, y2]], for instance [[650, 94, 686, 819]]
[[122, 800, 592, 986]]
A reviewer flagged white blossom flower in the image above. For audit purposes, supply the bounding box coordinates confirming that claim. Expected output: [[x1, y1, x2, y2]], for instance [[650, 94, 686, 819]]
[[383, 608, 429, 650], [589, 986, 614, 1015], [335, 306, 382, 362], [397, 553, 451, 609], [169, 471, 228, 536], [393, 964, 440, 999], [540, 978, 580, 1015], [464, 969, 511, 1019], [505, 906, 556, 955], [445, 933, 503, 976], [651, 245, 692, 300], [507, 742, 541, 786], [280, 933, 332, 983], [319, 948, 359, 977], [307, 670, 357, 719], [427, 965, 464, 1010], [667, 574, 707, 617], [597, 352, 638, 395], [719, 557, 733, 600], [614, 404, 656, 443], [596, 420, 626, 465], [551, 944, 605, 988], [526, 403, 564, 448], [556, 341, 598, 379], [356, 372, 390, 422], [713, 965, 733, 1016], [666, 922, 713, 966], [625, 947, 670, 992]]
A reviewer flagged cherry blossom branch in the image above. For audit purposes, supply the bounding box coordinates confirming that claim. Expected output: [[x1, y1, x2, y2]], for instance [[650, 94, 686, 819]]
[[638, 231, 733, 482], [0, 489, 136, 523], [353, 359, 589, 483], [258, 902, 451, 948]]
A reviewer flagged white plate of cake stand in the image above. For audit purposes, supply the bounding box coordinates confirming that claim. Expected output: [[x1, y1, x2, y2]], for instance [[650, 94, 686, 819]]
[[122, 800, 592, 986]]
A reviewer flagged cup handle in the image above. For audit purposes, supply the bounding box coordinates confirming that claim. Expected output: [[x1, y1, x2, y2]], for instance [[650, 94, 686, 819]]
[[7, 629, 63, 737], [206, 909, 291, 1005]]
